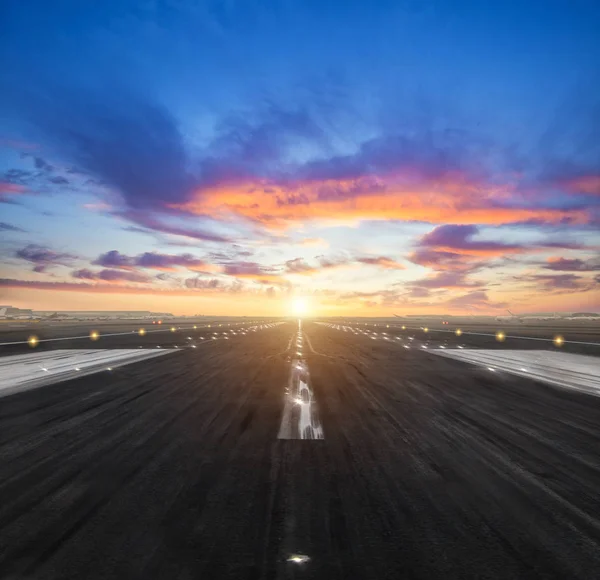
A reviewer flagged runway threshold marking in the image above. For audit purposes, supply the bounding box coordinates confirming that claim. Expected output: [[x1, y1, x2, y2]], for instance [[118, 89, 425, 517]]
[[431, 349, 600, 395], [277, 320, 324, 440], [0, 349, 177, 397]]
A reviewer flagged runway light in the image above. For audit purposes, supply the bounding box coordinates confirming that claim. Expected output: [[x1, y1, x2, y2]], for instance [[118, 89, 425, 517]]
[[171, 327, 176, 332], [28, 335, 39, 348], [287, 554, 310, 564], [401, 325, 406, 330], [496, 331, 506, 342], [107, 367, 112, 371], [139, 328, 146, 336], [455, 329, 462, 336], [554, 335, 564, 347], [75, 367, 81, 371], [488, 367, 495, 372], [423, 327, 429, 333], [90, 330, 99, 341], [193, 325, 197, 329], [521, 368, 527, 372]]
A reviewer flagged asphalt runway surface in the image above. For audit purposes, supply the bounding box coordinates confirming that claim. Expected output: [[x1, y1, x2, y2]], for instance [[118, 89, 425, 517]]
[[1, 319, 600, 579]]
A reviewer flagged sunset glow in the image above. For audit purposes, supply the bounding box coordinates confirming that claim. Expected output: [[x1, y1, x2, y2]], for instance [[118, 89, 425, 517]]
[[1, 1, 598, 316]]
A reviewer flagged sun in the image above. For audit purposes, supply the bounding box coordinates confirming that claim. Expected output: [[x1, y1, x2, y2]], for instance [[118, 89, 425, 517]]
[[291, 297, 310, 317]]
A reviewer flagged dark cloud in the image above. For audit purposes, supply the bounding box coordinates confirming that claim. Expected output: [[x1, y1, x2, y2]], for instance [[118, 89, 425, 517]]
[[33, 157, 54, 172], [285, 258, 314, 274], [445, 290, 503, 310], [419, 224, 524, 254], [297, 129, 489, 185], [93, 250, 209, 271], [531, 274, 586, 291], [0, 222, 25, 232], [15, 244, 77, 271], [93, 250, 133, 269], [407, 271, 484, 291], [221, 261, 281, 282], [184, 277, 223, 289], [72, 268, 150, 283], [117, 210, 231, 242], [543, 257, 600, 271], [515, 272, 598, 293], [355, 256, 405, 269], [134, 252, 208, 271]]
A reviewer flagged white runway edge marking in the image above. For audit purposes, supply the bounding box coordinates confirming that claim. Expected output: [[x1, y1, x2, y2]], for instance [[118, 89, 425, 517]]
[[431, 349, 600, 396], [278, 320, 324, 440], [0, 349, 177, 397]]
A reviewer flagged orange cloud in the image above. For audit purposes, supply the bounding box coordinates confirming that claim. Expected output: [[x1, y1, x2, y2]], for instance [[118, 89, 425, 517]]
[[0, 182, 26, 194], [356, 256, 405, 269], [170, 176, 589, 229], [560, 175, 600, 196]]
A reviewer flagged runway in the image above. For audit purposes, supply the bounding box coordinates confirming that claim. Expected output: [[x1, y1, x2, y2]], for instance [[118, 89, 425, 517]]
[[1, 319, 600, 579]]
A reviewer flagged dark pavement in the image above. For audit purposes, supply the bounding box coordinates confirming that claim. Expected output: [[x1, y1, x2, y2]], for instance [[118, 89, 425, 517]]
[[1, 321, 600, 579]]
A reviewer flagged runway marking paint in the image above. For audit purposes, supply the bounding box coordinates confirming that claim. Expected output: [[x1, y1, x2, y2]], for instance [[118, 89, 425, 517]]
[[278, 319, 324, 440]]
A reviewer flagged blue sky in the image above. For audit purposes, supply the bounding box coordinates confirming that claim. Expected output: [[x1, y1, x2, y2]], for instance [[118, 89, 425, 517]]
[[1, 0, 599, 315]]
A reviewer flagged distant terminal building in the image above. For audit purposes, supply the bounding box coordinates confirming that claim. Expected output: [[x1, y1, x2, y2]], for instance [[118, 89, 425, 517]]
[[32, 310, 174, 320], [0, 306, 34, 319]]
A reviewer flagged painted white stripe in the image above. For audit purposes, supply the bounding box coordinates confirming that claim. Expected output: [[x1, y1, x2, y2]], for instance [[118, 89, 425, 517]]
[[431, 349, 600, 395], [0, 349, 177, 397], [278, 321, 324, 440]]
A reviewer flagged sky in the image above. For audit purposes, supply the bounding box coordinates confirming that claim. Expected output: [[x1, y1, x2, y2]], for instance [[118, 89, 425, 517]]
[[1, 0, 599, 317]]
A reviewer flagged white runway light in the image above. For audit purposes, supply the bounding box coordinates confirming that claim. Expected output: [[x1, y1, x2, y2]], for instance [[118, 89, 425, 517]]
[[431, 349, 600, 395], [0, 349, 177, 397]]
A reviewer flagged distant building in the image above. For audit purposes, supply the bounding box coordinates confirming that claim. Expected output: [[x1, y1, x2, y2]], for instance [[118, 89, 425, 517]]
[[0, 306, 34, 319], [31, 310, 174, 320]]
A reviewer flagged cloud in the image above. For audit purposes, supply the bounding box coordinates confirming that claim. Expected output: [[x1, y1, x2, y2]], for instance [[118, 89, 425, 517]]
[[407, 270, 485, 291], [543, 257, 600, 272], [419, 224, 526, 256], [558, 176, 600, 196], [221, 261, 283, 283], [0, 181, 27, 203], [93, 250, 212, 272], [177, 176, 589, 231], [445, 290, 504, 310], [183, 277, 244, 293], [515, 272, 598, 294], [355, 256, 405, 269], [299, 237, 328, 248], [8, 74, 595, 244], [0, 222, 25, 232], [15, 244, 78, 271], [408, 224, 594, 275], [71, 268, 151, 283], [529, 274, 587, 291], [93, 250, 133, 269], [0, 277, 234, 295]]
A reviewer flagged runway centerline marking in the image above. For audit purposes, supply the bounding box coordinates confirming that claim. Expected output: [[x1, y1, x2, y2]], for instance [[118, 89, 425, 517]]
[[278, 320, 324, 440]]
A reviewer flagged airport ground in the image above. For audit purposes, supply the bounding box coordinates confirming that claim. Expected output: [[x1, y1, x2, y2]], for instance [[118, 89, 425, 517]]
[[1, 318, 600, 579]]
